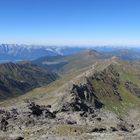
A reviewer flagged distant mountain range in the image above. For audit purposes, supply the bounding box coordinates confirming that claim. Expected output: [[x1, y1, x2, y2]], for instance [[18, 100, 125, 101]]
[[0, 44, 86, 62], [0, 44, 140, 63], [99, 48, 140, 61]]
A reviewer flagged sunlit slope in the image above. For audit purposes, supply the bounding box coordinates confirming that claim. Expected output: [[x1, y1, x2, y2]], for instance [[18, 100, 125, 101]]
[[1, 58, 140, 116], [32, 49, 105, 75], [89, 60, 140, 114]]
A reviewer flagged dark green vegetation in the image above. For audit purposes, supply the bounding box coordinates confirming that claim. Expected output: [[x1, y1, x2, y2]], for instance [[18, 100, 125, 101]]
[[0, 62, 58, 100]]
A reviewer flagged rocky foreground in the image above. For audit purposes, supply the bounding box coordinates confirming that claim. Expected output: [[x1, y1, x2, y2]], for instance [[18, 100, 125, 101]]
[[0, 60, 140, 140], [0, 98, 139, 140]]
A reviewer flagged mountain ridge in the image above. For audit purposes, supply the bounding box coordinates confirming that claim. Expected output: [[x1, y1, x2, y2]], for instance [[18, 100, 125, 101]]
[[32, 49, 106, 74], [0, 58, 140, 139], [1, 44, 140, 63], [0, 44, 86, 62]]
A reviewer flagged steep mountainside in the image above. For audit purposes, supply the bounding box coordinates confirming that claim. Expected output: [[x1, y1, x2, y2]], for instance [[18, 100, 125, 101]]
[[51, 59, 140, 114], [4, 58, 140, 112], [0, 58, 140, 139], [0, 62, 58, 99]]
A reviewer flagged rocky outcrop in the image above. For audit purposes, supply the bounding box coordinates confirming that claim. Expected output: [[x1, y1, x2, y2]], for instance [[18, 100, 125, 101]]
[[28, 102, 56, 118], [14, 136, 24, 140], [125, 81, 140, 98], [0, 102, 57, 132], [0, 100, 137, 140], [58, 82, 103, 113], [56, 64, 125, 113]]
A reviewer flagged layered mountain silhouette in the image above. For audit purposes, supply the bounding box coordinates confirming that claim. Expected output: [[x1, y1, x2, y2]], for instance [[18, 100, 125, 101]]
[[0, 44, 140, 64], [32, 49, 105, 74], [0, 44, 86, 62]]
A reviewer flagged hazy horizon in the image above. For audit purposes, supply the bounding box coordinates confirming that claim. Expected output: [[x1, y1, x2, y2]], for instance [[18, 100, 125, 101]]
[[0, 43, 140, 48]]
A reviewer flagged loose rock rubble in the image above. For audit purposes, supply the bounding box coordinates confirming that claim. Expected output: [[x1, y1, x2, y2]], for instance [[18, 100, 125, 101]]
[[0, 101, 138, 140]]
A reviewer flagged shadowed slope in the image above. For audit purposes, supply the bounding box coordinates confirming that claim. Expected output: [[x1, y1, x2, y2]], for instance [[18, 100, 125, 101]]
[[0, 62, 58, 99]]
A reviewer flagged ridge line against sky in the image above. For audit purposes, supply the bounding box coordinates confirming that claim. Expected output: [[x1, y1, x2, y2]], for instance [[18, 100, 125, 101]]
[[0, 43, 140, 49], [0, 0, 140, 46]]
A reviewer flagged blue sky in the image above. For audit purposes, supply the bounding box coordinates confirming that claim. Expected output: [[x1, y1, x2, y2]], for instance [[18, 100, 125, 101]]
[[0, 0, 140, 46]]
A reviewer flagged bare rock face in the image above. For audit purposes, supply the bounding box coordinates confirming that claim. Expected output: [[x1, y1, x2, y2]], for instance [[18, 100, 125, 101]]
[[0, 117, 8, 131], [28, 102, 56, 118], [0, 102, 56, 134], [56, 65, 125, 113], [58, 82, 103, 113], [71, 83, 103, 108], [14, 136, 24, 140], [125, 81, 140, 98]]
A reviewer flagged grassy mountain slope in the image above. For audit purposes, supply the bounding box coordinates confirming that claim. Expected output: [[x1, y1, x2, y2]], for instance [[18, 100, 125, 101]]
[[88, 61, 140, 114], [2, 58, 140, 116], [47, 58, 140, 115], [32, 49, 105, 75]]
